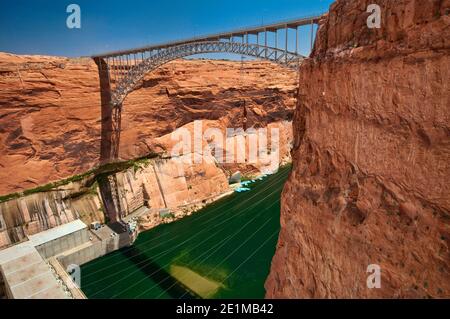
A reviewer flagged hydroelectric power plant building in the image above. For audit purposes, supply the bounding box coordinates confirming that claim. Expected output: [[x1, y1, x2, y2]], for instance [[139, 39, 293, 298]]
[[0, 219, 134, 299]]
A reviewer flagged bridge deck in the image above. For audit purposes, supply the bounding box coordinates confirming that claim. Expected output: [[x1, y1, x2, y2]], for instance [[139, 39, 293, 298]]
[[91, 14, 323, 106], [93, 15, 321, 58]]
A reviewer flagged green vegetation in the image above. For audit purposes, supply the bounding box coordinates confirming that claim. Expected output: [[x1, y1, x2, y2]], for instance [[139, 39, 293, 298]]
[[161, 212, 175, 219], [0, 152, 159, 204]]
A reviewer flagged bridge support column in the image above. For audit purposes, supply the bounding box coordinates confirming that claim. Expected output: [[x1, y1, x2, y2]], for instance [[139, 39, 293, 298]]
[[264, 29, 267, 59], [285, 25, 288, 63], [98, 174, 123, 223], [94, 57, 124, 223], [275, 31, 278, 60], [94, 57, 122, 164]]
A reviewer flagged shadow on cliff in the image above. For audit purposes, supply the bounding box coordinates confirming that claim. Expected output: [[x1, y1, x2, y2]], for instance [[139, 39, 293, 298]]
[[94, 57, 123, 223], [94, 58, 122, 163]]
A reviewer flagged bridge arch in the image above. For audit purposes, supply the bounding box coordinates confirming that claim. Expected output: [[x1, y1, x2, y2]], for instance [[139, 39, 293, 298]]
[[93, 15, 320, 162], [97, 41, 305, 106]]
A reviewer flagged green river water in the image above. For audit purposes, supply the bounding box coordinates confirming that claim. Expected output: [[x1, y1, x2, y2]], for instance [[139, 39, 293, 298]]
[[80, 165, 291, 299]]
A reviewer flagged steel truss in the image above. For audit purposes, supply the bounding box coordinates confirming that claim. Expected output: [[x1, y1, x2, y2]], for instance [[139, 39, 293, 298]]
[[104, 42, 303, 106]]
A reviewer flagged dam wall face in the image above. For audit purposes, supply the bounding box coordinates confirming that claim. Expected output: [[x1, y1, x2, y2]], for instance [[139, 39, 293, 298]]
[[34, 228, 90, 260], [56, 231, 132, 269]]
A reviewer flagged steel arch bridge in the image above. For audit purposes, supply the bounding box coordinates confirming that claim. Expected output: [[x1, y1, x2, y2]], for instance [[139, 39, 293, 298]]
[[92, 15, 321, 107], [99, 42, 303, 106], [92, 15, 322, 216]]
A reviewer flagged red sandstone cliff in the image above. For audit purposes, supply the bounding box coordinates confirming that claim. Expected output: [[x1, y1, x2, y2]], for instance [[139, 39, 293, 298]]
[[0, 56, 296, 195], [266, 0, 450, 298], [0, 56, 296, 248]]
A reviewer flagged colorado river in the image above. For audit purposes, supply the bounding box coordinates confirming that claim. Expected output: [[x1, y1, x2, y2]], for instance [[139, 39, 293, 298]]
[[81, 165, 291, 299]]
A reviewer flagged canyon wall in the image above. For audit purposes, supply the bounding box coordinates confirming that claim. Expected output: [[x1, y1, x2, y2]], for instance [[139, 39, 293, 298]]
[[0, 118, 294, 249], [267, 0, 450, 298], [0, 55, 296, 249], [0, 56, 296, 195]]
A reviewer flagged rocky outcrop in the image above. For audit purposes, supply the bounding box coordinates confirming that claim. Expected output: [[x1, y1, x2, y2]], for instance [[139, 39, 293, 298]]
[[266, 0, 450, 298], [0, 55, 296, 195]]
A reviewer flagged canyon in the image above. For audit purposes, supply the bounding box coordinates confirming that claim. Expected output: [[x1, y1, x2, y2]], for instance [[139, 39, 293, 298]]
[[0, 57, 296, 248], [0, 0, 448, 300], [266, 0, 450, 298], [0, 56, 296, 195]]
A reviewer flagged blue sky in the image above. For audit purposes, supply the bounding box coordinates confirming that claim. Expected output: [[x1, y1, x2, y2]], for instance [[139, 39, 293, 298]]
[[0, 0, 334, 58]]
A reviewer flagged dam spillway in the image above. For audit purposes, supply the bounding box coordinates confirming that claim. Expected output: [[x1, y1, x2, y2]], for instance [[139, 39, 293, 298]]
[[80, 166, 291, 299]]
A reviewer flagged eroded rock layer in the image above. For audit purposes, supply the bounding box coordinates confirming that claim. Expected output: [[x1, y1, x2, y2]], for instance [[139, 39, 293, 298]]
[[266, 0, 450, 298]]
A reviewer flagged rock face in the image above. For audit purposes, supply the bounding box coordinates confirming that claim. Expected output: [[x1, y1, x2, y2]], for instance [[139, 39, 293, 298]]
[[0, 183, 103, 247], [0, 55, 296, 195], [266, 0, 450, 298], [2, 120, 283, 248], [0, 54, 296, 249], [0, 148, 230, 249]]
